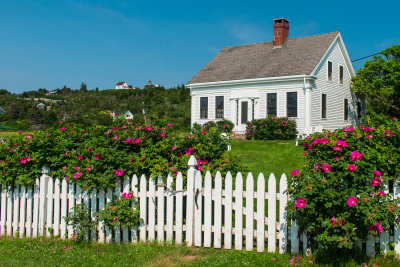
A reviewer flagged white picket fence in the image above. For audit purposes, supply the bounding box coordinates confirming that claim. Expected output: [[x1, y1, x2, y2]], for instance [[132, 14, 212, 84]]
[[0, 155, 399, 257]]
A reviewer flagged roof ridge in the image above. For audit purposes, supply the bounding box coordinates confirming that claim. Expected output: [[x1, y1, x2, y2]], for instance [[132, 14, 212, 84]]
[[222, 31, 339, 49]]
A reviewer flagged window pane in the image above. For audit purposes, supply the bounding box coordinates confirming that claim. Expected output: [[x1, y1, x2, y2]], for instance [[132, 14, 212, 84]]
[[200, 97, 208, 119], [241, 101, 248, 124], [328, 61, 332, 81], [287, 92, 297, 117], [357, 102, 362, 118], [322, 94, 327, 118], [215, 96, 224, 118], [340, 66, 344, 84], [344, 99, 348, 120], [267, 93, 277, 116]]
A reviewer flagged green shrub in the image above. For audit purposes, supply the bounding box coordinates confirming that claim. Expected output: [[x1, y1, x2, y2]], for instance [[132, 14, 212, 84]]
[[245, 115, 297, 140], [191, 119, 235, 135], [63, 204, 96, 240], [288, 117, 400, 257], [0, 120, 244, 189]]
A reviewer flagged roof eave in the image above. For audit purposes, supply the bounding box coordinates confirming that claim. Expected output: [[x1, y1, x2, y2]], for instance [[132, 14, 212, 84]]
[[187, 75, 317, 89]]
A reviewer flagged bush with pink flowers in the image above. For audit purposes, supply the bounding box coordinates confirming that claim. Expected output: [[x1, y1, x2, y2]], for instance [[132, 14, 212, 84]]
[[0, 120, 245, 190], [245, 115, 297, 140], [288, 117, 400, 256]]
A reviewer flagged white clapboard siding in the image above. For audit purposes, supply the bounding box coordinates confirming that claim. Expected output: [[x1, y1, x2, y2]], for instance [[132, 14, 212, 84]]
[[224, 172, 233, 249], [214, 171, 222, 248], [245, 172, 254, 251], [235, 172, 243, 250], [2, 155, 400, 258]]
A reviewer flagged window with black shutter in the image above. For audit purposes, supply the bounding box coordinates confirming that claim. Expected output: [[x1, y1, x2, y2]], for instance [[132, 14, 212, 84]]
[[287, 92, 297, 117], [322, 94, 327, 119], [200, 97, 208, 119], [328, 61, 332, 81], [215, 96, 224, 118], [344, 99, 349, 120], [339, 66, 344, 84], [357, 102, 362, 118], [267, 93, 277, 116]]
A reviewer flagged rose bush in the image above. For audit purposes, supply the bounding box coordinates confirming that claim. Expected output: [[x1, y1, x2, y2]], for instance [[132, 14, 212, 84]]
[[245, 115, 297, 140], [0, 120, 245, 190], [288, 117, 400, 256], [191, 118, 235, 134]]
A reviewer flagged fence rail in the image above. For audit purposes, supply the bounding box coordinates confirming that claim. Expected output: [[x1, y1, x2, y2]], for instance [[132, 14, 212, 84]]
[[1, 155, 400, 257]]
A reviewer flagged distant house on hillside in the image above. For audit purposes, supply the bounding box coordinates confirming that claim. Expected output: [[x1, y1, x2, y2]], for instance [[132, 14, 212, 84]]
[[187, 18, 364, 135], [46, 90, 59, 96], [112, 110, 134, 120], [115, 82, 130, 89], [37, 103, 46, 110], [0, 106, 5, 115]]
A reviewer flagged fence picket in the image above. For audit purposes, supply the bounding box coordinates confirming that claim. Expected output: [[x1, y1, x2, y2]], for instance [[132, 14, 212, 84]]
[[53, 179, 61, 237], [131, 175, 139, 242], [82, 189, 89, 240], [157, 176, 165, 242], [166, 174, 173, 242], [98, 189, 105, 243], [267, 173, 276, 253], [13, 184, 19, 236], [291, 219, 299, 254], [186, 156, 196, 247], [60, 179, 68, 239], [366, 234, 375, 257], [105, 188, 113, 243], [139, 175, 147, 241], [235, 172, 243, 250], [279, 174, 288, 253], [6, 186, 12, 236], [257, 173, 265, 252], [46, 178, 54, 237], [214, 171, 222, 248], [1, 187, 6, 236], [204, 171, 212, 247], [26, 186, 33, 237], [245, 172, 254, 251], [32, 179, 40, 237], [114, 179, 121, 243], [175, 173, 183, 244], [90, 189, 97, 241], [224, 172, 233, 249], [394, 180, 400, 254], [39, 171, 49, 237], [122, 178, 130, 242], [67, 182, 75, 238], [194, 170, 203, 247], [148, 177, 156, 241], [19, 186, 26, 237]]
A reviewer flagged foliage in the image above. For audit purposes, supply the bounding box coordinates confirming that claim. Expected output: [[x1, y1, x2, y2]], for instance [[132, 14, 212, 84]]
[[0, 120, 244, 189], [63, 204, 96, 240], [0, 84, 190, 130], [352, 44, 400, 120], [245, 115, 297, 140], [288, 118, 400, 257], [191, 118, 235, 135], [95, 193, 140, 228]]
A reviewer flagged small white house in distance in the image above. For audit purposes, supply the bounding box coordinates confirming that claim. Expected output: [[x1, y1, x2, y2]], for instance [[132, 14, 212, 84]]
[[187, 18, 364, 135], [37, 103, 46, 110], [115, 81, 129, 89], [112, 110, 134, 120], [0, 106, 5, 115]]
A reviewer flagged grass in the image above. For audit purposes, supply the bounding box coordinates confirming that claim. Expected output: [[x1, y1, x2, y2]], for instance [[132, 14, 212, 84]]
[[227, 139, 305, 178], [0, 236, 399, 266], [0, 130, 34, 139]]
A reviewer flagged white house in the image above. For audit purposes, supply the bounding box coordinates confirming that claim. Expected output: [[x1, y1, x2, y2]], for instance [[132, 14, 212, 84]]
[[187, 18, 364, 135], [0, 106, 5, 115], [115, 82, 130, 89], [112, 110, 134, 120]]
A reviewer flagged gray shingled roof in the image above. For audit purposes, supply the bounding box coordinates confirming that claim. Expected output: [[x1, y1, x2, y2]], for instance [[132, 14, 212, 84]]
[[188, 32, 339, 85]]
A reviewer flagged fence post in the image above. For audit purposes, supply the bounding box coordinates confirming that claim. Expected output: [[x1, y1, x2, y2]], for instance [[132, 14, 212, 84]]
[[38, 167, 50, 236], [186, 155, 197, 247]]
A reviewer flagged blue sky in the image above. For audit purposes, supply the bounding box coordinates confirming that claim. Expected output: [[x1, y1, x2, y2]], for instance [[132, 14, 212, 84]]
[[1, 0, 399, 93]]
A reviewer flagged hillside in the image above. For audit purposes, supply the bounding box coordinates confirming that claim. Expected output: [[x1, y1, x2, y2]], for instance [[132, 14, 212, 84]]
[[0, 85, 190, 130]]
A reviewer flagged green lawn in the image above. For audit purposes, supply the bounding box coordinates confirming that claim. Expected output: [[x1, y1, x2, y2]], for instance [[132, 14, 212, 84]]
[[0, 237, 397, 266], [227, 139, 305, 178], [0, 130, 34, 139]]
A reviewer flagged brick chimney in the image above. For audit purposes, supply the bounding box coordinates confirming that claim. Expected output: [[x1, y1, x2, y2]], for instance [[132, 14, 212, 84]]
[[273, 18, 289, 47]]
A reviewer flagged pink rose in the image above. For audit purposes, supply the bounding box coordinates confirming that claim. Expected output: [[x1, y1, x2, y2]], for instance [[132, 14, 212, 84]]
[[347, 196, 357, 207], [291, 169, 299, 177], [348, 164, 357, 172], [115, 169, 124, 177], [322, 164, 331, 172]]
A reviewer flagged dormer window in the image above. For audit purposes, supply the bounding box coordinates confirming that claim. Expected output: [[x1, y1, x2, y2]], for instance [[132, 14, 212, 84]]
[[328, 61, 332, 81]]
